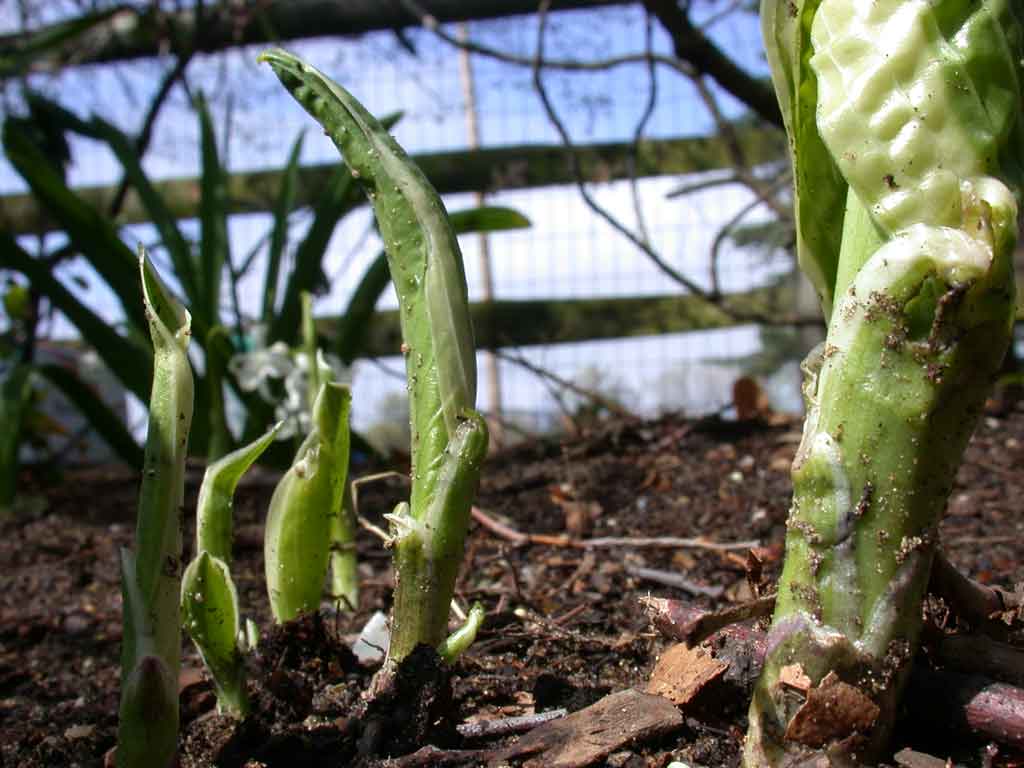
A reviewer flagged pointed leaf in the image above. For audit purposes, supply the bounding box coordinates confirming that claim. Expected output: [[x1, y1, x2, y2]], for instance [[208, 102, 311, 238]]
[[2, 118, 148, 334], [196, 421, 281, 561]]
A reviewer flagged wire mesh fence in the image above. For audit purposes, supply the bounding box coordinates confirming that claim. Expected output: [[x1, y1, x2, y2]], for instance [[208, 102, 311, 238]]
[[1, 3, 810, 457]]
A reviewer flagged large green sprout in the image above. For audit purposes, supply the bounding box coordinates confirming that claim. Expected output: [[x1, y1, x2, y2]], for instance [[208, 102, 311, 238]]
[[747, 1, 1023, 764], [260, 49, 488, 670]]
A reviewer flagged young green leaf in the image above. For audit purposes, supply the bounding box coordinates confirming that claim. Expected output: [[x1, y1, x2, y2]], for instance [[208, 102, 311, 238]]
[[264, 380, 351, 622], [117, 251, 194, 768], [761, 0, 847, 317], [196, 422, 281, 562], [259, 49, 475, 500], [262, 49, 490, 667], [437, 603, 486, 664], [181, 551, 248, 716]]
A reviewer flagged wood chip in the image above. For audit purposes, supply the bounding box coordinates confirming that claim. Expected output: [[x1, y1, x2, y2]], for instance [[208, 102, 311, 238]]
[[778, 663, 812, 694], [646, 643, 728, 706], [784, 672, 880, 748], [490, 688, 683, 768], [892, 748, 953, 768]]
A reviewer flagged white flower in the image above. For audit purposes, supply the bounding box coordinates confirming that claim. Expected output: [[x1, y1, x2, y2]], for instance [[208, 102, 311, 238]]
[[228, 325, 294, 404]]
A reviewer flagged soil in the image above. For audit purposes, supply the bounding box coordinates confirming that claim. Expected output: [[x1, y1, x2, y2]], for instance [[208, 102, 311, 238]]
[[3, 405, 1024, 768]]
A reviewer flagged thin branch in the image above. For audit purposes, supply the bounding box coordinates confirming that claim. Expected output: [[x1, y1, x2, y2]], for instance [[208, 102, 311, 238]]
[[496, 348, 637, 421], [530, 0, 710, 298], [642, 0, 782, 128], [471, 505, 760, 552], [398, 0, 696, 78], [709, 173, 791, 298], [626, 11, 658, 248]]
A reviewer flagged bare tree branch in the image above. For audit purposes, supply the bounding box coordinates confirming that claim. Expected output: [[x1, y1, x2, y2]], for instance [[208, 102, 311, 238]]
[[641, 0, 782, 127], [399, 0, 695, 77]]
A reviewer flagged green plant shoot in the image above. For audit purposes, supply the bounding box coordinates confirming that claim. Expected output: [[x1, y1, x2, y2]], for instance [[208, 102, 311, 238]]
[[117, 251, 194, 768], [260, 48, 489, 666], [747, 1, 1023, 764], [264, 371, 351, 622], [181, 422, 280, 716], [0, 364, 32, 516]]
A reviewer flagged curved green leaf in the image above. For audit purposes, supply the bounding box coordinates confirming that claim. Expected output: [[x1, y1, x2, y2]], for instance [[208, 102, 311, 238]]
[[196, 421, 281, 561], [118, 252, 193, 768], [2, 119, 148, 334], [181, 551, 248, 716], [260, 49, 475, 510]]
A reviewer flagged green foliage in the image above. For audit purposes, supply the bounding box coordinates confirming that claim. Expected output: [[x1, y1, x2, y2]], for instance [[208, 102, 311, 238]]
[[117, 252, 193, 768], [0, 364, 33, 514], [262, 48, 489, 665], [264, 379, 352, 622], [182, 424, 279, 716]]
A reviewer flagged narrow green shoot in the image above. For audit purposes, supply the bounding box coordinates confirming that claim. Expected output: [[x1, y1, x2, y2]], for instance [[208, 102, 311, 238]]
[[117, 250, 194, 768], [260, 48, 489, 667], [437, 603, 486, 664], [181, 423, 280, 716], [264, 375, 352, 622], [0, 364, 32, 516]]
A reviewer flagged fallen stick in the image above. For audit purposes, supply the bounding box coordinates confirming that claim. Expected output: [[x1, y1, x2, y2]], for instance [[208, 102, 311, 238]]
[[455, 708, 567, 739], [471, 506, 759, 552], [642, 597, 1024, 751], [625, 564, 725, 599], [928, 551, 1023, 630]]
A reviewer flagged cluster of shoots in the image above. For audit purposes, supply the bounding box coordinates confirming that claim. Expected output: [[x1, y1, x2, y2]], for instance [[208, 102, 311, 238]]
[[117, 51, 491, 762]]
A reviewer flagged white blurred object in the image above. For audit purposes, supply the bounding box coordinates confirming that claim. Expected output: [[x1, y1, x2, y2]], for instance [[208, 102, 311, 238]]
[[351, 610, 390, 664]]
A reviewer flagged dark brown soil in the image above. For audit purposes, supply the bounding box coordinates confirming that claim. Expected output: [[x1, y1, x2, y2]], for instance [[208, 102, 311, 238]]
[[3, 407, 1024, 767]]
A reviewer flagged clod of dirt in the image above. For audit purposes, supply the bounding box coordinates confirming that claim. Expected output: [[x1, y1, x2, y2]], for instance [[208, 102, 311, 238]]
[[784, 672, 880, 748], [358, 644, 456, 758], [646, 643, 728, 706], [491, 687, 684, 767]]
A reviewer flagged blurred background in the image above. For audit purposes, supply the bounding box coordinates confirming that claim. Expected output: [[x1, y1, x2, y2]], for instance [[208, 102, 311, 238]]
[[0, 0, 824, 484]]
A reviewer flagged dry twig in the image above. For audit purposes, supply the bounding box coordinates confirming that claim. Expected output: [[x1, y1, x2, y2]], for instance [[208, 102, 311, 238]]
[[470, 506, 759, 552]]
